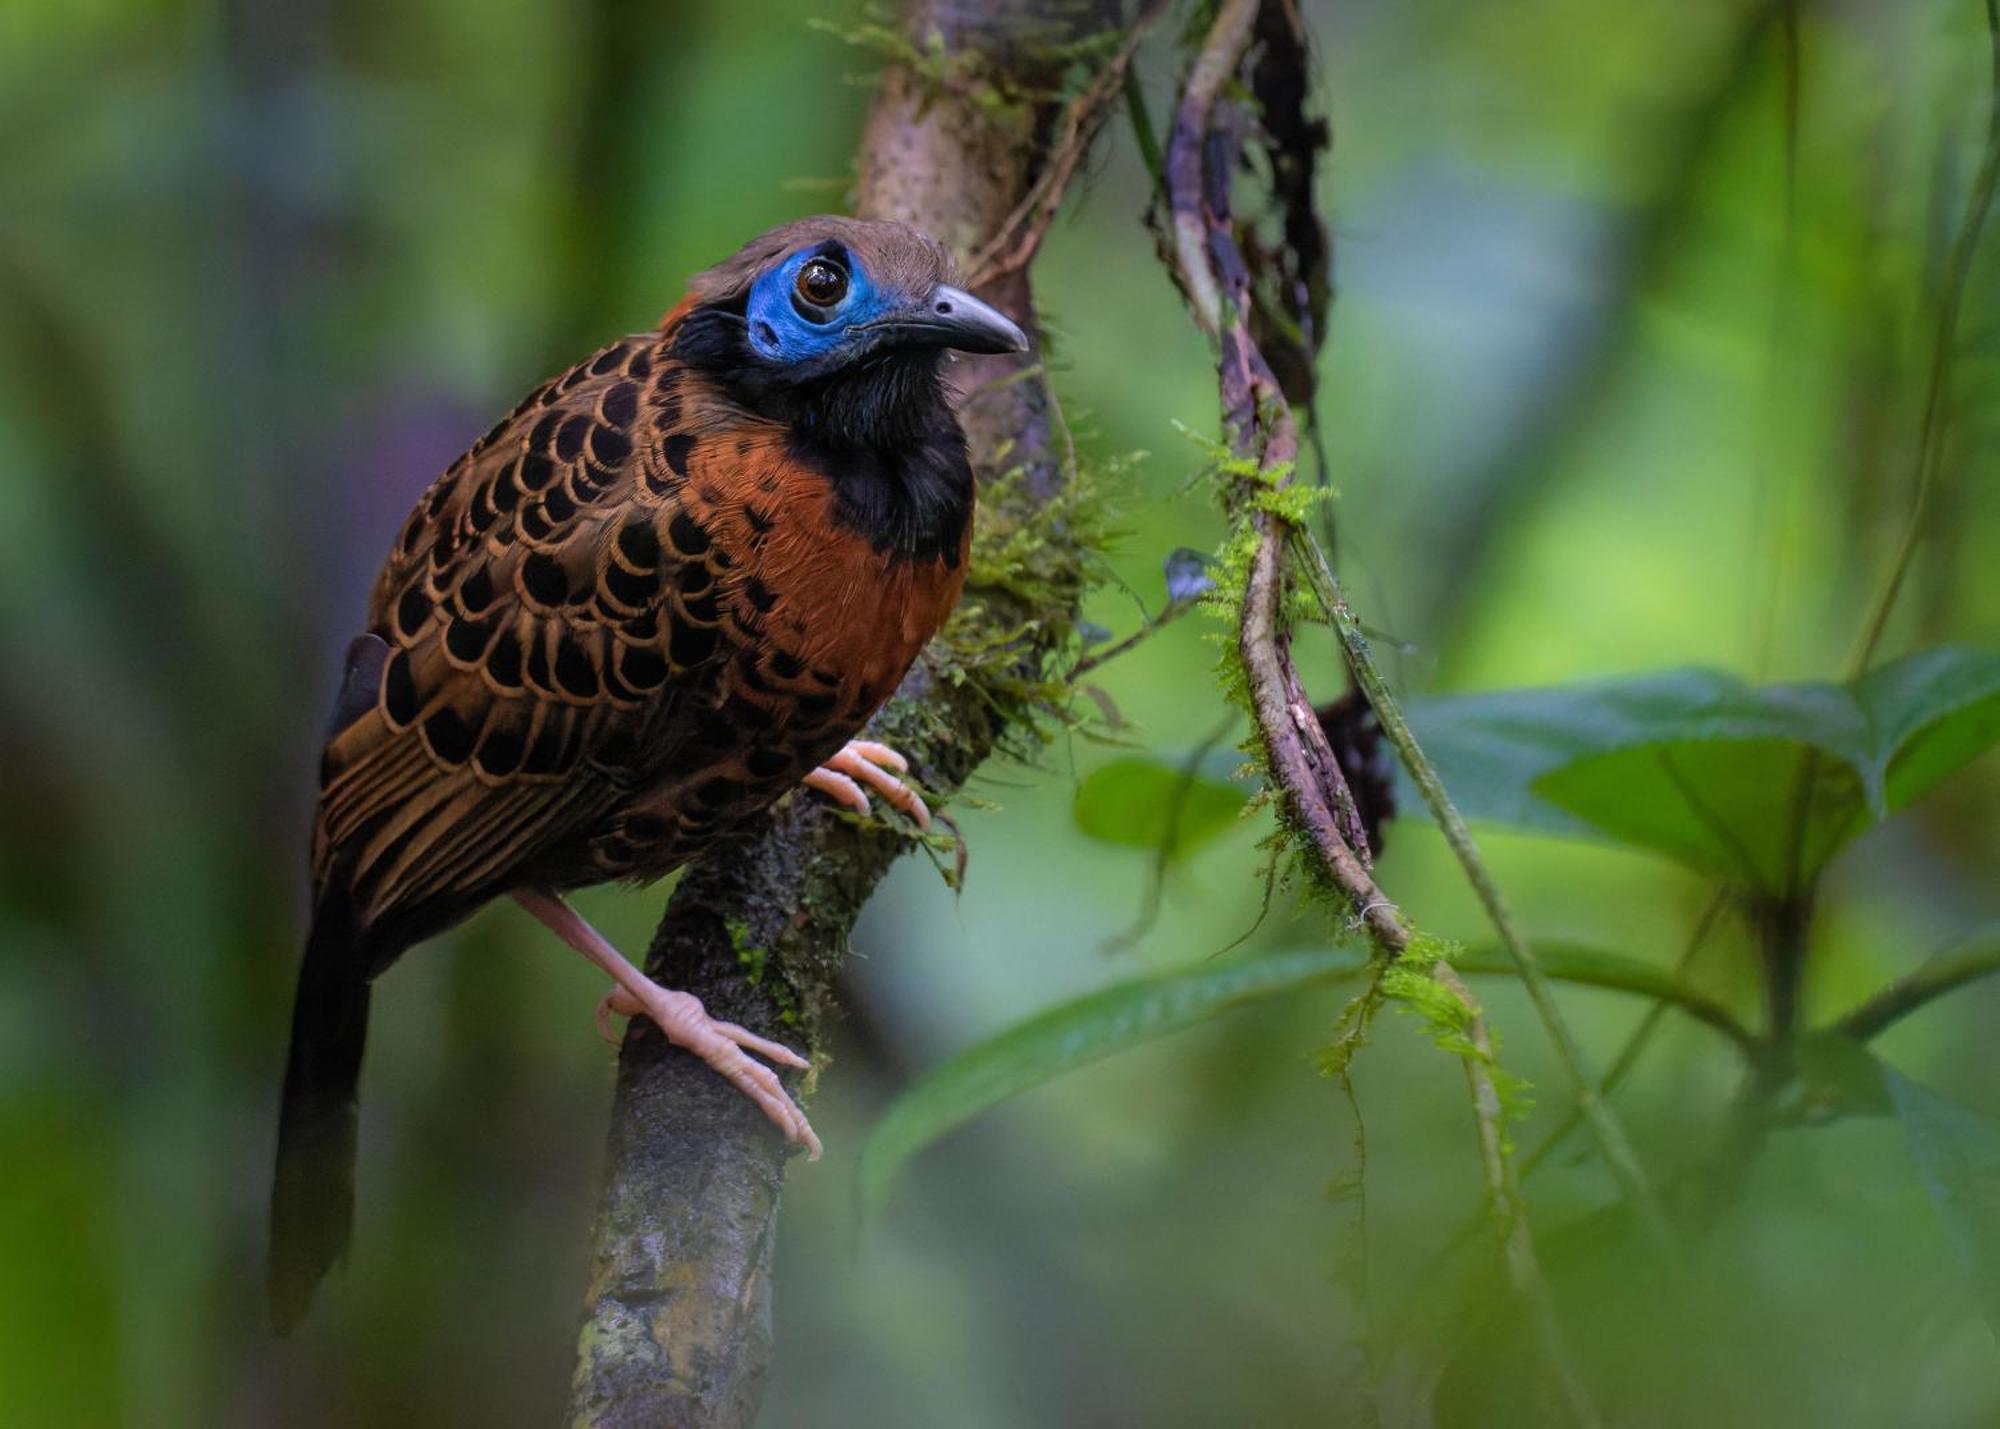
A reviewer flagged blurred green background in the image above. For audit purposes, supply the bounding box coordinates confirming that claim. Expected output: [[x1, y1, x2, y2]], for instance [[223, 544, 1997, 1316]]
[[3, 0, 1997, 1424]]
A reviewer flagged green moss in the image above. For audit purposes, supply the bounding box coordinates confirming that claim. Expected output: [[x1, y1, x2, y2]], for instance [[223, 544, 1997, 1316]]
[[1250, 479, 1325, 527], [917, 446, 1135, 759], [1379, 957, 1530, 1122], [1379, 961, 1474, 1041], [807, 14, 1004, 104], [730, 917, 802, 1028], [965, 449, 1130, 612], [1399, 930, 1461, 971], [1184, 414, 1538, 1125], [1317, 969, 1385, 1081], [807, 8, 1125, 118], [728, 919, 767, 984]]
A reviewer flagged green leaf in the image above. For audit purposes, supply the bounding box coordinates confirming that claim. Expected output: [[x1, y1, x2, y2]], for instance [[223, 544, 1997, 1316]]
[[1881, 1065, 2000, 1341], [1757, 1039, 2000, 1336], [858, 946, 1369, 1217], [1402, 670, 1754, 838], [1857, 646, 2000, 815], [1532, 739, 1863, 890], [1787, 1031, 1896, 1121], [1402, 647, 2000, 892], [858, 937, 1754, 1217], [1071, 749, 1250, 855]]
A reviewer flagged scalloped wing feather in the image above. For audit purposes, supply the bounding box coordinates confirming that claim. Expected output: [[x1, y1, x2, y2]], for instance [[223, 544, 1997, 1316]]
[[316, 336, 740, 920], [314, 327, 971, 931]]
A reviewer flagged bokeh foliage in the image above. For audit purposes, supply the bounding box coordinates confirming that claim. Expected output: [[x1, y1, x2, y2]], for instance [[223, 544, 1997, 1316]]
[[1, 0, 1997, 1424]]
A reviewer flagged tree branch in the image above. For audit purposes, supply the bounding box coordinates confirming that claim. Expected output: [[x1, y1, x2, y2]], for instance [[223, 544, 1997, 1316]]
[[565, 3, 1116, 1424], [963, 0, 1173, 288]]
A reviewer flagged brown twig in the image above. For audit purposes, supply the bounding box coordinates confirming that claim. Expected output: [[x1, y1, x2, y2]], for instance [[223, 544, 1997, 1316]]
[[1064, 592, 1201, 680], [963, 0, 1173, 287]]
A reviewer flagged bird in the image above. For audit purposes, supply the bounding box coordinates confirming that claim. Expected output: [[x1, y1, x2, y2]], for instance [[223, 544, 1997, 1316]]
[[270, 215, 1027, 1331]]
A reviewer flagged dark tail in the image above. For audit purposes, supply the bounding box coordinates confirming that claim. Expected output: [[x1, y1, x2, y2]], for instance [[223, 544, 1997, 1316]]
[[268, 888, 374, 1333]]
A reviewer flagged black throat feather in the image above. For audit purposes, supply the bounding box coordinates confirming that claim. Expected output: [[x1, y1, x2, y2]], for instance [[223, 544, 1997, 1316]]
[[673, 305, 973, 565]]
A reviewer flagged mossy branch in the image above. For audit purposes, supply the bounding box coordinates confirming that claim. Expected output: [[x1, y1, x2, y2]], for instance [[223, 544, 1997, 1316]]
[[1157, 1, 1598, 1421], [564, 2, 1119, 1424]]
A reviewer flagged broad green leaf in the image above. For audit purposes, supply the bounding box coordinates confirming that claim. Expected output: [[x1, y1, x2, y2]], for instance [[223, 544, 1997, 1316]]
[[858, 947, 1368, 1217], [1749, 1036, 2000, 1336], [1072, 749, 1250, 855], [860, 939, 1737, 1215], [1857, 647, 2000, 814], [1403, 669, 1766, 838], [1532, 738, 1862, 889], [1881, 1065, 2000, 1341], [1402, 647, 2000, 892]]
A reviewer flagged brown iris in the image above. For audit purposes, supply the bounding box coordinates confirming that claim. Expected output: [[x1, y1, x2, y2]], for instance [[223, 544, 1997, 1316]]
[[795, 258, 848, 309]]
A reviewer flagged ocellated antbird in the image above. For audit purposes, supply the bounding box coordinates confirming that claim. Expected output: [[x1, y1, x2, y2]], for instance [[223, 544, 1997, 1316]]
[[270, 216, 1026, 1331]]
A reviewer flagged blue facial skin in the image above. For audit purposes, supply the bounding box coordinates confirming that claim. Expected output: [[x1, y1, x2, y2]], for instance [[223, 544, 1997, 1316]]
[[743, 246, 891, 369]]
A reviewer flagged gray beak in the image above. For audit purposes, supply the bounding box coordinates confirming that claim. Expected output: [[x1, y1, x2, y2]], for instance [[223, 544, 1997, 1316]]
[[878, 284, 1030, 355]]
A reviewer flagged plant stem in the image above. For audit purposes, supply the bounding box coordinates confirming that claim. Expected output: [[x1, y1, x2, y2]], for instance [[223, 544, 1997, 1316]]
[[1066, 594, 1201, 679], [1404, 895, 1736, 1316], [1754, 894, 1811, 1052], [1847, 0, 2000, 674], [1290, 533, 1680, 1265], [1437, 957, 1603, 1429], [1124, 66, 1166, 196], [1518, 894, 1736, 1180], [1832, 923, 2000, 1040], [1455, 937, 1752, 1054], [1697, 895, 1817, 1237]]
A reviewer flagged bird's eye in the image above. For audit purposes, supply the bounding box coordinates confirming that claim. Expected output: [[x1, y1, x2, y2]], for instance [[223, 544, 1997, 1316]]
[[794, 257, 849, 312]]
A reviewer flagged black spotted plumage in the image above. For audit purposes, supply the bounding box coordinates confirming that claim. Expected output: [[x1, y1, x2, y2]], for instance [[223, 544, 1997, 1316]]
[[272, 215, 1028, 1333]]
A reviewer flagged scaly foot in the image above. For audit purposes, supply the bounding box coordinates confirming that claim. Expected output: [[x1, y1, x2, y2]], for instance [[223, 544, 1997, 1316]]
[[802, 739, 932, 830], [514, 888, 821, 1159], [595, 981, 821, 1159]]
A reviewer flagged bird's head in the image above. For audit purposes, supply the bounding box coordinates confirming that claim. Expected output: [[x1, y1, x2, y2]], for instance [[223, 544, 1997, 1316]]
[[673, 216, 1027, 447]]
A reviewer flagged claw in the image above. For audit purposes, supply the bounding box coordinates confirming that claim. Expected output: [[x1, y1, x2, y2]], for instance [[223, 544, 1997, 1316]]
[[596, 984, 642, 1044], [802, 766, 871, 817], [805, 739, 932, 830], [638, 987, 823, 1159], [516, 888, 820, 1158]]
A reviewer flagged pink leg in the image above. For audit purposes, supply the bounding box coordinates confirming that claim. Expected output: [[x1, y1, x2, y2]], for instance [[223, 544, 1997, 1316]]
[[802, 739, 932, 830], [513, 887, 821, 1160]]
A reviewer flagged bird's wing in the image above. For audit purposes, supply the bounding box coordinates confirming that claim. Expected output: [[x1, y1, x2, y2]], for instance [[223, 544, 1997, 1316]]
[[314, 334, 752, 922]]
